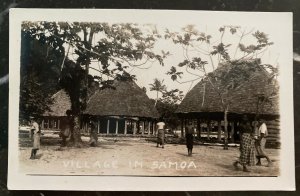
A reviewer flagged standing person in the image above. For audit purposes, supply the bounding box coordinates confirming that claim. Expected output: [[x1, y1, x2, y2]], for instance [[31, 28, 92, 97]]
[[233, 115, 256, 172], [88, 117, 98, 147], [29, 116, 41, 159], [60, 110, 73, 147], [156, 119, 166, 148], [255, 119, 273, 167], [185, 121, 195, 156]]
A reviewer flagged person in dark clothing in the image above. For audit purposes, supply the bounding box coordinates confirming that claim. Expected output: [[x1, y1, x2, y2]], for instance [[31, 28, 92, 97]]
[[233, 115, 256, 172], [185, 122, 195, 156], [59, 110, 73, 147], [89, 117, 98, 147]]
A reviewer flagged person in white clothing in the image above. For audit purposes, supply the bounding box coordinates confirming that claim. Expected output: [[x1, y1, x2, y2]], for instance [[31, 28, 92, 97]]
[[29, 116, 41, 159], [255, 119, 272, 167], [156, 119, 166, 148]]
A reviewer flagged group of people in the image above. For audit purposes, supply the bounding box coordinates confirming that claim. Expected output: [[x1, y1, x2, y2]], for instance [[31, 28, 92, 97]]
[[28, 113, 272, 172], [27, 110, 94, 160], [155, 119, 194, 156], [233, 115, 273, 172], [156, 115, 273, 173]]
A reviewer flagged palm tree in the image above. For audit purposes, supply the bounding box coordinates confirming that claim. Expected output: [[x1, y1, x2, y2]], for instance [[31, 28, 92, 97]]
[[149, 78, 166, 106]]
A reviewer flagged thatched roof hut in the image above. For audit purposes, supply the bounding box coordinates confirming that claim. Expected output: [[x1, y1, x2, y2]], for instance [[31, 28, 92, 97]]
[[43, 89, 71, 117], [176, 68, 279, 120], [176, 67, 280, 145], [42, 89, 71, 130], [84, 80, 158, 135], [84, 80, 158, 118]]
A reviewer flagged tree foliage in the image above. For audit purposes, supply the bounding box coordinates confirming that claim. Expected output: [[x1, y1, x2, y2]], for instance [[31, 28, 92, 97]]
[[165, 25, 277, 148], [155, 88, 184, 130], [21, 21, 165, 145], [19, 30, 63, 120], [149, 78, 167, 106], [22, 21, 165, 111], [165, 25, 277, 94]]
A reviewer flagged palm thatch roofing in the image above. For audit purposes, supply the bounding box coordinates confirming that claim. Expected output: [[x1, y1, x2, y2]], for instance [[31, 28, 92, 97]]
[[177, 66, 279, 119], [43, 89, 71, 117], [84, 80, 159, 118]]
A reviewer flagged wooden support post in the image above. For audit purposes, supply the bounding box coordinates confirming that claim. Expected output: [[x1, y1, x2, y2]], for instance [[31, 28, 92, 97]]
[[200, 123, 203, 139], [217, 120, 222, 142], [47, 119, 50, 129], [181, 119, 184, 138], [137, 121, 140, 134], [107, 119, 110, 134], [42, 120, 44, 129], [115, 120, 118, 134], [230, 122, 235, 143], [132, 121, 136, 135], [97, 119, 100, 133], [152, 121, 156, 135], [197, 119, 200, 139], [184, 119, 187, 137], [207, 120, 211, 140], [142, 121, 145, 135], [124, 120, 127, 135], [148, 121, 151, 135]]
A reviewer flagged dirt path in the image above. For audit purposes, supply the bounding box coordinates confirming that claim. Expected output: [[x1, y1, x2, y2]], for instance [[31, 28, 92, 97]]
[[18, 136, 280, 176]]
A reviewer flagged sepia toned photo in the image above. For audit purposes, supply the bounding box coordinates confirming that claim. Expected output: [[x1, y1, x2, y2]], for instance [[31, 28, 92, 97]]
[[8, 9, 294, 191]]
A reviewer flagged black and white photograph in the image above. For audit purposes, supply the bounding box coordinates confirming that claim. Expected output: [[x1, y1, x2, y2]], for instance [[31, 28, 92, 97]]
[[8, 9, 294, 191]]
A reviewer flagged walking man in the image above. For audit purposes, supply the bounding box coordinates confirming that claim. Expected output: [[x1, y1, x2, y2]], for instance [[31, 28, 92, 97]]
[[29, 116, 41, 159], [185, 121, 195, 156], [255, 119, 272, 167], [156, 119, 166, 148]]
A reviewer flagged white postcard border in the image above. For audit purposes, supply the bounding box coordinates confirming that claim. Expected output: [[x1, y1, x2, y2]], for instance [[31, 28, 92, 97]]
[[8, 9, 295, 191]]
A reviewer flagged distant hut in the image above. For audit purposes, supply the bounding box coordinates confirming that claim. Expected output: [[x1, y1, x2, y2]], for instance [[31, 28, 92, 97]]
[[176, 68, 280, 147], [42, 89, 72, 130], [84, 80, 159, 135]]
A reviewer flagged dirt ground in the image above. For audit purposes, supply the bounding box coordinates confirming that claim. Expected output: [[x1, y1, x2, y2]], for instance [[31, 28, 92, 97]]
[[18, 134, 280, 176]]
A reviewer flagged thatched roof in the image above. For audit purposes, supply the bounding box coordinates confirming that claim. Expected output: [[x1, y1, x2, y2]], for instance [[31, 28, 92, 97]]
[[177, 68, 279, 117], [84, 80, 159, 118], [43, 89, 71, 117]]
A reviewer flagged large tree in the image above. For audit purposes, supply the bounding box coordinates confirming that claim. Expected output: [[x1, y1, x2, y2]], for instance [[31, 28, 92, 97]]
[[165, 25, 277, 149], [21, 21, 166, 146]]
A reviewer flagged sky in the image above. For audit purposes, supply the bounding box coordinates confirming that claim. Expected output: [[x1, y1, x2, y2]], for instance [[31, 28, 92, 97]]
[[61, 10, 291, 100], [87, 24, 285, 100]]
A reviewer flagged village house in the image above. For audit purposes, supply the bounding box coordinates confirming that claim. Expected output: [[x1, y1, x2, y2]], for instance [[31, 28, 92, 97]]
[[83, 79, 159, 135], [176, 66, 280, 147], [42, 89, 72, 130]]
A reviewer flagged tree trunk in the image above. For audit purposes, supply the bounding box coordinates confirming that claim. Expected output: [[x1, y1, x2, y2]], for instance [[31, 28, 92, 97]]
[[223, 110, 229, 150], [70, 114, 83, 147], [155, 91, 158, 106]]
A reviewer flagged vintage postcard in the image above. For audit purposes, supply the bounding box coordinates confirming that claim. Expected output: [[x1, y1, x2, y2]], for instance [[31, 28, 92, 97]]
[[8, 9, 294, 191]]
